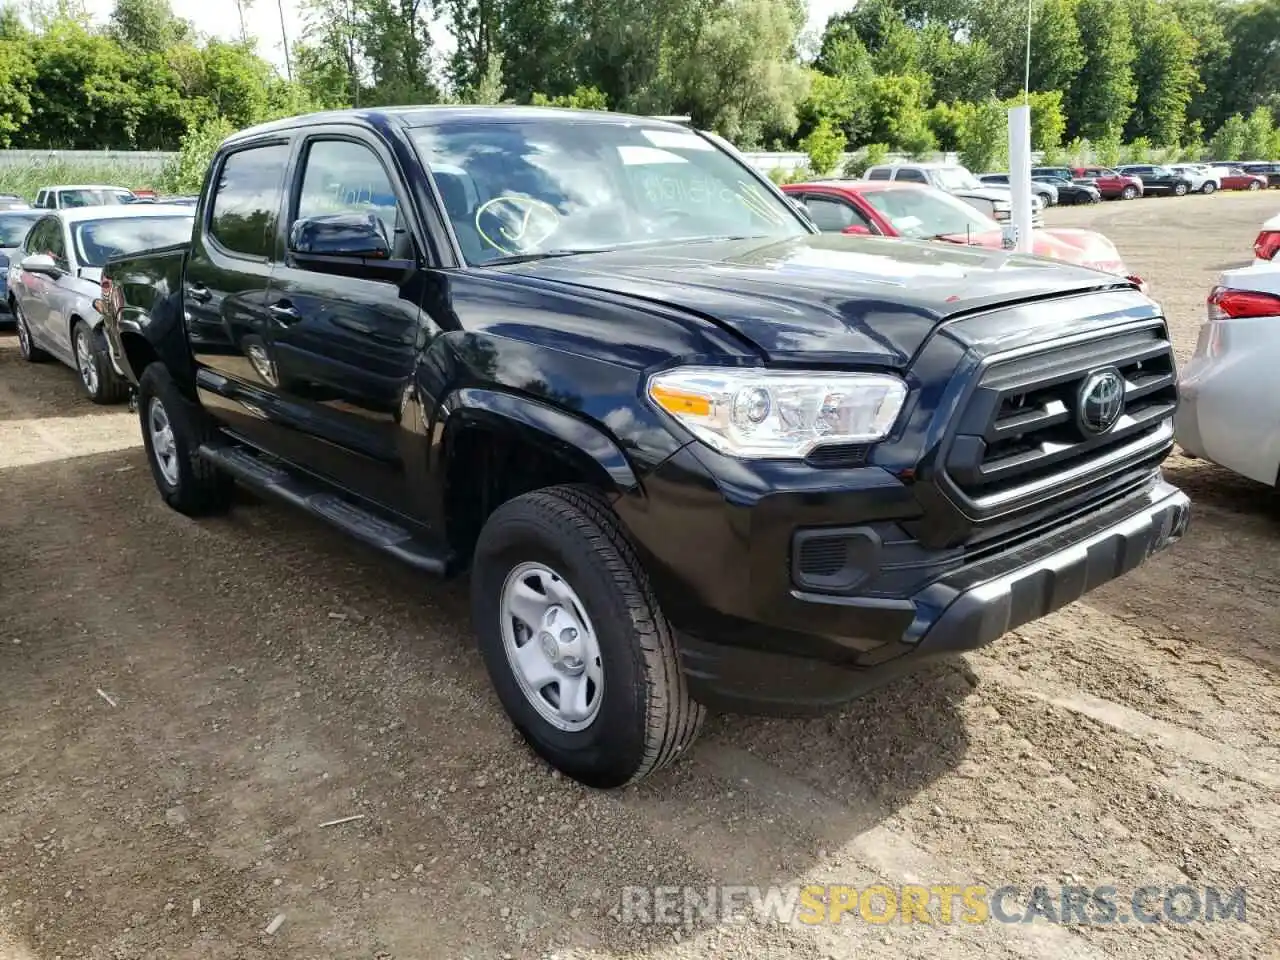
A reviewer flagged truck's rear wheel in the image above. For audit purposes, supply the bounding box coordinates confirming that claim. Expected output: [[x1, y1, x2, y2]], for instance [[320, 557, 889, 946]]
[[471, 486, 704, 788], [137, 362, 233, 516]]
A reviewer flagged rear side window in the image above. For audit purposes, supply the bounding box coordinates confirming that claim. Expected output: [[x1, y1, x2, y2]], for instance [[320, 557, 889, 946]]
[[897, 168, 928, 184], [209, 143, 291, 259], [799, 196, 872, 232], [867, 167, 891, 180]]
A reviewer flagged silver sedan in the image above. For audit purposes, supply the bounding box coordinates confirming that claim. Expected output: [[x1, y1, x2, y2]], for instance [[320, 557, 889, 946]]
[[1176, 261, 1280, 486], [7, 204, 193, 403]]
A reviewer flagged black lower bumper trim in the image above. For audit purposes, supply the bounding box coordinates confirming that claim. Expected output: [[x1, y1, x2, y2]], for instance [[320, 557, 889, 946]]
[[681, 481, 1190, 715]]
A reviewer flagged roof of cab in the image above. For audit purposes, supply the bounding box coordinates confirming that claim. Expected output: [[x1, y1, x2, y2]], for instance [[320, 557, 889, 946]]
[[225, 104, 694, 144]]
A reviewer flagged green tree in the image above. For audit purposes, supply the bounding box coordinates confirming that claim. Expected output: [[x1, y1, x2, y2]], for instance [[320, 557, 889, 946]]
[[108, 0, 191, 53], [863, 72, 931, 149], [955, 99, 1007, 172], [800, 117, 846, 173], [531, 85, 608, 109], [1069, 0, 1138, 140], [1241, 105, 1276, 158], [0, 36, 35, 145], [1207, 113, 1247, 159], [1126, 0, 1198, 146]]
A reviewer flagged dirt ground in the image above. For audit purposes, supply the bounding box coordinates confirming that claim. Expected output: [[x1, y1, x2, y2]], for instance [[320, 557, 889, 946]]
[[2, 192, 1278, 960]]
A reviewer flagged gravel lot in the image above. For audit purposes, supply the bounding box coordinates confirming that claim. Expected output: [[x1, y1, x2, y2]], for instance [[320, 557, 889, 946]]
[[2, 192, 1278, 960]]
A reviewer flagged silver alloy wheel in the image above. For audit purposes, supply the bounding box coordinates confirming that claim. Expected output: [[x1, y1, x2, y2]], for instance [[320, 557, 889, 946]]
[[14, 304, 30, 357], [500, 561, 604, 732], [148, 397, 181, 487], [76, 326, 99, 395]]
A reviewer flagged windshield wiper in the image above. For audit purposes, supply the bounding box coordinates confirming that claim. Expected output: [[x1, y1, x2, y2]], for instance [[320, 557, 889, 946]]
[[481, 247, 616, 266]]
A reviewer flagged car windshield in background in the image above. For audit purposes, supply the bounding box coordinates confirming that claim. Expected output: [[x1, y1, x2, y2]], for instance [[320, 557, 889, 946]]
[[860, 187, 997, 239], [932, 166, 983, 191], [0, 212, 43, 246], [73, 216, 194, 267], [410, 121, 807, 264], [60, 189, 130, 208]]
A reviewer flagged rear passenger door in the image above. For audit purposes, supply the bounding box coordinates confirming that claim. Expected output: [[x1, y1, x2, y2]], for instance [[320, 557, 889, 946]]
[[184, 137, 293, 455], [265, 131, 426, 519]]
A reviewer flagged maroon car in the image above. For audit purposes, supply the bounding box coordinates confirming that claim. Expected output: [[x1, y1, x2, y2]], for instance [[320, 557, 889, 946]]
[[1071, 166, 1145, 201]]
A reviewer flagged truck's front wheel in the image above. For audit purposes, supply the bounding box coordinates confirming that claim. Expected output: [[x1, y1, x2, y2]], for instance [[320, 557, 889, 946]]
[[137, 363, 234, 516], [471, 486, 704, 788]]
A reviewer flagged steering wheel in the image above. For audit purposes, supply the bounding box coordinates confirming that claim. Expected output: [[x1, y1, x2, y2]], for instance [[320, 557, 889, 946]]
[[475, 195, 561, 254]]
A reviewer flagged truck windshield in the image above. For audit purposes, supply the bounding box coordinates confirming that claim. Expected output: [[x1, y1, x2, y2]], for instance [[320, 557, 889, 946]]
[[410, 120, 808, 264], [73, 216, 194, 267], [932, 167, 983, 191], [860, 186, 998, 240]]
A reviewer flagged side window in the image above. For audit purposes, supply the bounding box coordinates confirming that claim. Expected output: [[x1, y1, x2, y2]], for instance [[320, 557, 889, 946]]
[[897, 168, 928, 184], [801, 196, 871, 233], [295, 139, 402, 246], [46, 221, 68, 268], [209, 142, 291, 259], [34, 190, 46, 208], [867, 167, 891, 181]]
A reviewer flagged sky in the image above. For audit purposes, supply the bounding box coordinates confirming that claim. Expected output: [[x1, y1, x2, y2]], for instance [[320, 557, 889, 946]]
[[82, 0, 856, 74]]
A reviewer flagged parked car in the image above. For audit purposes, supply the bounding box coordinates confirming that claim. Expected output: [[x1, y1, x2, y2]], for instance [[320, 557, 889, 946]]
[[1238, 162, 1280, 188], [1253, 210, 1280, 263], [33, 185, 136, 209], [1177, 261, 1280, 486], [781, 180, 1134, 279], [1030, 168, 1105, 203], [978, 173, 1058, 206], [1213, 166, 1268, 191], [101, 106, 1188, 788], [0, 209, 44, 320], [1070, 167, 1145, 200], [0, 193, 30, 211], [863, 162, 1045, 226], [8, 204, 194, 402], [1167, 164, 1220, 194], [1115, 164, 1194, 197]]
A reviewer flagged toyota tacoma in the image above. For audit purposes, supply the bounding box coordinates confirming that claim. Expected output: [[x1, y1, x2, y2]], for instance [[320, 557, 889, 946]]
[[99, 107, 1190, 788]]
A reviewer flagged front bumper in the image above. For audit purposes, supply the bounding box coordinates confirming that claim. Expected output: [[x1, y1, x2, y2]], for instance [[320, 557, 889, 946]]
[[624, 447, 1188, 714]]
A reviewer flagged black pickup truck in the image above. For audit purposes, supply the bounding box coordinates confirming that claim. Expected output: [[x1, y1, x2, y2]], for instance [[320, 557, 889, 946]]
[[100, 106, 1190, 788]]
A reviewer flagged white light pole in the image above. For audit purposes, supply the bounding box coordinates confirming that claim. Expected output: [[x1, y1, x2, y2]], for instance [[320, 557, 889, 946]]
[[1007, 0, 1035, 254]]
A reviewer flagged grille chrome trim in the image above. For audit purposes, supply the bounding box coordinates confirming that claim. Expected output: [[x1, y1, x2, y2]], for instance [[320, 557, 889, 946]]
[[966, 419, 1173, 510]]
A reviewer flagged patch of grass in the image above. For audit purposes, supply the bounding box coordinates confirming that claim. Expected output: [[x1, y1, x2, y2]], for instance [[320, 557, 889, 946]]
[[0, 161, 165, 201]]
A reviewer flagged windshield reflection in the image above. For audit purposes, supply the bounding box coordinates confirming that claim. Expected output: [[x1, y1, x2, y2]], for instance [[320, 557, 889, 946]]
[[410, 121, 807, 265]]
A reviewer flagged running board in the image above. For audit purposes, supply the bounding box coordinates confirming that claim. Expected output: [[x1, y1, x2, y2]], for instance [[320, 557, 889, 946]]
[[198, 443, 454, 576]]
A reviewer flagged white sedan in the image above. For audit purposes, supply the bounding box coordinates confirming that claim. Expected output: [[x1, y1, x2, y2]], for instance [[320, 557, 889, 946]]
[[1176, 261, 1280, 486], [7, 204, 193, 403]]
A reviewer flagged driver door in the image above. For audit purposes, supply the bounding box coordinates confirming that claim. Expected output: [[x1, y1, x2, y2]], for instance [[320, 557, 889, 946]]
[[265, 132, 426, 519]]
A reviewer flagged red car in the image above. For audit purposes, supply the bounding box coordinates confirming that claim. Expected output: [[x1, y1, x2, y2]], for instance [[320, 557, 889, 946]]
[[781, 180, 1134, 278], [1071, 166, 1144, 200], [1214, 165, 1268, 191]]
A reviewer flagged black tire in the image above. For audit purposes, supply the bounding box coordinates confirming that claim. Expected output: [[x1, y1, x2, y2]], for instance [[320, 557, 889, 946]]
[[137, 362, 234, 516], [471, 485, 705, 788], [12, 299, 49, 363], [1122, 185, 1138, 200], [1174, 183, 1188, 197], [73, 320, 129, 405], [1202, 181, 1217, 195]]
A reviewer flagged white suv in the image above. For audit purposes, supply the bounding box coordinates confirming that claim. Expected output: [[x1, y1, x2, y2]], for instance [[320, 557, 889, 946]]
[[863, 162, 1045, 226]]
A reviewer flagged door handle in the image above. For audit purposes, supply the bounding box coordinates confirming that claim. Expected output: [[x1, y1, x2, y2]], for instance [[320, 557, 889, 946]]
[[186, 283, 212, 303], [269, 301, 301, 324]]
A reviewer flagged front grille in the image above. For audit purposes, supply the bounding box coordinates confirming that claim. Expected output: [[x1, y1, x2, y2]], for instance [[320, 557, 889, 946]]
[[943, 321, 1176, 513]]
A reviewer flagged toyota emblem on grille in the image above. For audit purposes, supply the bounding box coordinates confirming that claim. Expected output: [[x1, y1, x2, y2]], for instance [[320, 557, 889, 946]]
[[1077, 367, 1126, 436]]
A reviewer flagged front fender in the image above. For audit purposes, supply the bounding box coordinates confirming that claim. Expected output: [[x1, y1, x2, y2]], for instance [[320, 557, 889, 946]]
[[441, 386, 640, 495]]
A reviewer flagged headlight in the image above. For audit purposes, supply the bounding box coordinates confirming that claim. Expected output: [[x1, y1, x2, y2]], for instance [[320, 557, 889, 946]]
[[992, 200, 1011, 212], [647, 367, 907, 458]]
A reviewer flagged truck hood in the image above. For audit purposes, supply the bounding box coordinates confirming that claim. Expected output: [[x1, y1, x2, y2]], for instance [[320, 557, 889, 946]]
[[496, 234, 1134, 365]]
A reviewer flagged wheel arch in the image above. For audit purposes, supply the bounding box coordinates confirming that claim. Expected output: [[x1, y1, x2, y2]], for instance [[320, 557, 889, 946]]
[[439, 388, 641, 562]]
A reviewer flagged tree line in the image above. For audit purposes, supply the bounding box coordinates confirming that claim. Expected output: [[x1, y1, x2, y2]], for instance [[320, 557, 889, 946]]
[[1, 0, 1279, 177]]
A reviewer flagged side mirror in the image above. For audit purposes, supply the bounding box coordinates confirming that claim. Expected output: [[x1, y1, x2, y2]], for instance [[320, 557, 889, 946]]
[[288, 212, 391, 260], [20, 253, 61, 276], [841, 224, 872, 235]]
